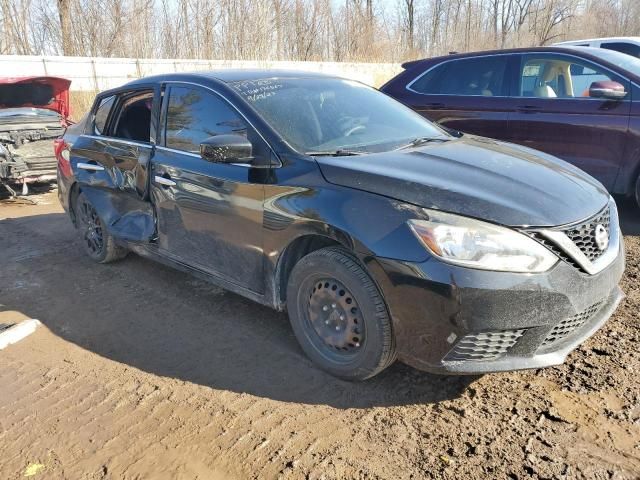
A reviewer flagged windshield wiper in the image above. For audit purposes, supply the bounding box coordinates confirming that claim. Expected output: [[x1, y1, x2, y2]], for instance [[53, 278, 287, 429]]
[[305, 150, 364, 157], [394, 136, 450, 151]]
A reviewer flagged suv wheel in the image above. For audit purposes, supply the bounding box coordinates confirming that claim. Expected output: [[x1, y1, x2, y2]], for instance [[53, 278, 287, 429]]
[[286, 247, 396, 380], [75, 192, 127, 263], [636, 175, 640, 209]]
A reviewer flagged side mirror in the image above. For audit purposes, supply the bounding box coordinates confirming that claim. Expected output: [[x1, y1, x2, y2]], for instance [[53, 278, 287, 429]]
[[199, 134, 253, 164], [589, 80, 627, 99]]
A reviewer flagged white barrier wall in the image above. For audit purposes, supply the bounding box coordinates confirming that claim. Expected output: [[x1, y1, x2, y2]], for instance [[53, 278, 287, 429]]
[[0, 55, 402, 90]]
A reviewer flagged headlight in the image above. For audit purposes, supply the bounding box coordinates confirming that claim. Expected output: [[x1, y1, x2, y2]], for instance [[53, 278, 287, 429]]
[[408, 211, 558, 273]]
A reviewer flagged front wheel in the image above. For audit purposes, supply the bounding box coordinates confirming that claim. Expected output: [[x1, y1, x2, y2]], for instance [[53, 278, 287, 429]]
[[75, 192, 127, 263], [286, 247, 396, 380]]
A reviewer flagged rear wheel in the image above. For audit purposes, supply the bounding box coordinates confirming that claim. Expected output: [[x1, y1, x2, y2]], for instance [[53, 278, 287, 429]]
[[75, 192, 127, 263], [286, 247, 396, 380]]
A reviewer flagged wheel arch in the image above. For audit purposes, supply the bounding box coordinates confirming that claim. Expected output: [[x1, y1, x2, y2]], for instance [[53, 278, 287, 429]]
[[273, 228, 366, 311]]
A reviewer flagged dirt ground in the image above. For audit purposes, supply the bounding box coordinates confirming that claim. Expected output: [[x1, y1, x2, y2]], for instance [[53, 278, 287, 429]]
[[0, 188, 639, 480]]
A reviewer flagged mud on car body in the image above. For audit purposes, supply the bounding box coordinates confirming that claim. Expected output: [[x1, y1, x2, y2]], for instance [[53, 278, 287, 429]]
[[57, 71, 624, 380], [0, 77, 71, 194]]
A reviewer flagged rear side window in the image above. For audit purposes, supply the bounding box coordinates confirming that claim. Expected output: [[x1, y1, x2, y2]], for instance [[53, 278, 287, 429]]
[[110, 90, 154, 143], [409, 56, 509, 97], [93, 95, 115, 135], [601, 42, 640, 58], [164, 86, 247, 153]]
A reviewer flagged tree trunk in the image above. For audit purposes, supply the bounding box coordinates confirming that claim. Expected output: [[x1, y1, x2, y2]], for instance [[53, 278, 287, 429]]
[[57, 0, 73, 55]]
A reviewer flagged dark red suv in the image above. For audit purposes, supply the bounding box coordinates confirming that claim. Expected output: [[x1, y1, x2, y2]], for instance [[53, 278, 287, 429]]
[[381, 46, 640, 206]]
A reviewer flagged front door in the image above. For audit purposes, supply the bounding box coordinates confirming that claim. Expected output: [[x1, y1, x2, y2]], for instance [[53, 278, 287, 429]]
[[508, 53, 631, 189], [150, 84, 269, 294]]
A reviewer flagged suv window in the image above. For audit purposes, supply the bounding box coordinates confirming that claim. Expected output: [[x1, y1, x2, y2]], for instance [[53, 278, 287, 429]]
[[601, 42, 640, 58], [409, 56, 509, 96], [109, 90, 153, 142], [165, 86, 247, 153], [93, 95, 115, 135], [518, 54, 627, 99]]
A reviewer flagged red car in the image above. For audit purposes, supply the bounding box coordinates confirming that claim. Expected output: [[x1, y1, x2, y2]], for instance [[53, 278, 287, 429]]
[[0, 76, 71, 195], [381, 46, 640, 206]]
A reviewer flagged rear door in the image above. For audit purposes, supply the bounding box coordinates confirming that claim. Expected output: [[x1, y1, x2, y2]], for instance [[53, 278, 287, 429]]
[[149, 83, 271, 294], [69, 85, 160, 242], [402, 54, 515, 138], [508, 53, 631, 189]]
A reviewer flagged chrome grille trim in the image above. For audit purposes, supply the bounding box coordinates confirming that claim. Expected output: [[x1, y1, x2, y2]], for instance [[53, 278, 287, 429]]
[[530, 198, 620, 275]]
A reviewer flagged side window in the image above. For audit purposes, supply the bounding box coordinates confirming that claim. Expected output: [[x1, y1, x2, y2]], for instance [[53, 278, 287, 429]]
[[164, 86, 247, 153], [601, 42, 640, 58], [409, 56, 509, 97], [518, 55, 627, 99], [110, 90, 154, 143], [93, 95, 115, 135]]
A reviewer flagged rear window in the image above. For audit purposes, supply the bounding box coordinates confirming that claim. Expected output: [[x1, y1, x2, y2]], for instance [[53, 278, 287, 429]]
[[601, 42, 640, 58], [409, 56, 509, 97]]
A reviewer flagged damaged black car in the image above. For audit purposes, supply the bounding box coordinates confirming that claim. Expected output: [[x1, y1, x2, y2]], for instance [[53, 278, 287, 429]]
[[57, 71, 624, 380], [0, 76, 71, 195]]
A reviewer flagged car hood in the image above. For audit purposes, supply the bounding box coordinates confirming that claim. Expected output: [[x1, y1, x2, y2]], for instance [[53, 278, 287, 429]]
[[315, 136, 610, 227], [0, 76, 71, 119]]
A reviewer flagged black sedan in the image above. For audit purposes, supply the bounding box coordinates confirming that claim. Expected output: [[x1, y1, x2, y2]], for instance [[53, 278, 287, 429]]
[[56, 70, 624, 380]]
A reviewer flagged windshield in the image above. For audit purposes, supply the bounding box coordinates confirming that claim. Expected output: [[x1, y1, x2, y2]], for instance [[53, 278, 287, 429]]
[[0, 107, 59, 118], [230, 77, 449, 154], [573, 46, 640, 77]]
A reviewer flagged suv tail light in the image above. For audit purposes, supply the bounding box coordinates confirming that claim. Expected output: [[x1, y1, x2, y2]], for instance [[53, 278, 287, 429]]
[[54, 138, 71, 176]]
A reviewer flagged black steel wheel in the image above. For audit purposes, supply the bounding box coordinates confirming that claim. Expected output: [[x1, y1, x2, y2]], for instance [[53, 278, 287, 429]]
[[75, 192, 127, 263], [307, 278, 364, 357], [287, 246, 396, 380]]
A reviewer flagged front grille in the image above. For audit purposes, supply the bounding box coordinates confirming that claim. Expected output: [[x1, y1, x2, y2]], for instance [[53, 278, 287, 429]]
[[563, 207, 610, 263], [527, 205, 613, 273], [528, 232, 580, 269], [445, 329, 526, 362], [541, 301, 603, 347]]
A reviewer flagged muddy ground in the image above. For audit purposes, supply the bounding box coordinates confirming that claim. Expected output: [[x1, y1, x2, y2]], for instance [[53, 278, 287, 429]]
[[0, 188, 639, 480]]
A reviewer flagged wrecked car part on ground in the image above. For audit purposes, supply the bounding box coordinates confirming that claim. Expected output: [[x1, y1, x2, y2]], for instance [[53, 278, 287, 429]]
[[57, 71, 624, 380], [0, 77, 71, 194]]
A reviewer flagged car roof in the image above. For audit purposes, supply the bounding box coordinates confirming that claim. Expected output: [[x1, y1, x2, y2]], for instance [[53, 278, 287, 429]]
[[402, 45, 632, 68], [124, 69, 335, 88], [554, 37, 640, 45]]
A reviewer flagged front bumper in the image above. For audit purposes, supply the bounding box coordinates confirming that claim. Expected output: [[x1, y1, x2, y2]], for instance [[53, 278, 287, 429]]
[[367, 240, 625, 375]]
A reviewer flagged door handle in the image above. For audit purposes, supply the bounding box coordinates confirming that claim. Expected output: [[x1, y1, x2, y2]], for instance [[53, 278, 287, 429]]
[[516, 105, 542, 113], [154, 175, 176, 187], [77, 162, 105, 172]]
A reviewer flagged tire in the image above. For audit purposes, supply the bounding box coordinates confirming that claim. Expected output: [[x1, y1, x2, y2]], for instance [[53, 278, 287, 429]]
[[286, 246, 396, 380], [75, 192, 127, 263], [635, 175, 640, 209]]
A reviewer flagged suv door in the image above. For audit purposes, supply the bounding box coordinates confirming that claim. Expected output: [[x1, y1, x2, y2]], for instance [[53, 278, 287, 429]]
[[150, 83, 271, 294], [401, 54, 514, 137], [70, 86, 160, 241], [509, 53, 631, 189]]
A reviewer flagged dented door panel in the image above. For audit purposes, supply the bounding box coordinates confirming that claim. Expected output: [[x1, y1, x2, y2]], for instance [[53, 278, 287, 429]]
[[70, 135, 155, 242]]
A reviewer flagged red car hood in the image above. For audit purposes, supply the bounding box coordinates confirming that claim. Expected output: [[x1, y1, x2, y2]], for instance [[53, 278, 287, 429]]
[[0, 76, 71, 119]]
